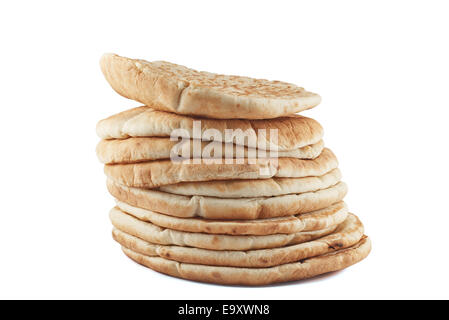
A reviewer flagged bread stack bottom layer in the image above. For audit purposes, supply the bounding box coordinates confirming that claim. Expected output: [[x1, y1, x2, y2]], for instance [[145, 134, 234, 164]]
[[122, 237, 371, 286], [109, 205, 370, 285]]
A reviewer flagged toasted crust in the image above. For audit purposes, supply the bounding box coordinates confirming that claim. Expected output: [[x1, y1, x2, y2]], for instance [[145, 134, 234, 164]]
[[160, 168, 341, 198], [100, 53, 321, 120], [104, 148, 338, 189], [107, 180, 348, 220], [109, 207, 339, 251], [116, 200, 348, 235], [112, 213, 363, 268], [96, 138, 325, 164], [96, 106, 324, 152], [121, 236, 371, 285]]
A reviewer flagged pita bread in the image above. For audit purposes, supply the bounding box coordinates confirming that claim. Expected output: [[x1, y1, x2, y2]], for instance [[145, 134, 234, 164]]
[[116, 200, 348, 235], [160, 168, 341, 198], [109, 207, 339, 251], [107, 179, 348, 220], [104, 148, 338, 189], [100, 53, 321, 120], [96, 138, 324, 164], [121, 236, 371, 285], [96, 106, 323, 152], [112, 213, 363, 268]]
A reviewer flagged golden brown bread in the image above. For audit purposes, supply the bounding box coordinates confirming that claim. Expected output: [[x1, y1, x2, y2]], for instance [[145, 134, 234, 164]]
[[96, 138, 325, 164], [109, 207, 339, 251], [121, 236, 371, 285], [159, 168, 341, 198], [96, 106, 323, 151], [100, 53, 321, 119], [116, 200, 348, 235], [98, 53, 371, 285], [104, 148, 338, 188], [107, 179, 348, 220], [112, 213, 364, 268]]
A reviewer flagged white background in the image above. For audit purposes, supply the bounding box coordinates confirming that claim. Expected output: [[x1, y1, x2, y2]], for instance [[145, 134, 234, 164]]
[[1, 0, 448, 299]]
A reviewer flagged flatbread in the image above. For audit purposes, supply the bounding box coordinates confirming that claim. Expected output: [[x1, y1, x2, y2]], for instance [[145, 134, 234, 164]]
[[100, 54, 321, 120], [107, 179, 348, 220], [109, 207, 339, 251], [96, 106, 323, 152], [112, 213, 364, 268], [96, 138, 325, 164], [116, 200, 348, 235], [121, 236, 371, 285], [160, 168, 341, 198], [104, 148, 338, 188]]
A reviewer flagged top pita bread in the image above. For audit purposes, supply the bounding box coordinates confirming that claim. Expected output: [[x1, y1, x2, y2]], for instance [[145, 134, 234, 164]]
[[96, 106, 323, 152], [100, 53, 321, 119]]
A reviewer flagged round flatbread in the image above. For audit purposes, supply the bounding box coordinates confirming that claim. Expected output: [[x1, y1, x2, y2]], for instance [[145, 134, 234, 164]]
[[121, 236, 371, 285], [104, 148, 338, 189], [100, 54, 321, 120], [113, 213, 363, 268], [109, 207, 339, 251], [159, 168, 341, 198], [96, 138, 325, 164], [115, 200, 348, 235], [96, 106, 323, 151], [107, 179, 348, 220]]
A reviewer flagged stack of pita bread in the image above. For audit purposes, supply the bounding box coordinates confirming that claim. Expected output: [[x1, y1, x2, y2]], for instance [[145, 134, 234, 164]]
[[96, 53, 371, 285]]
